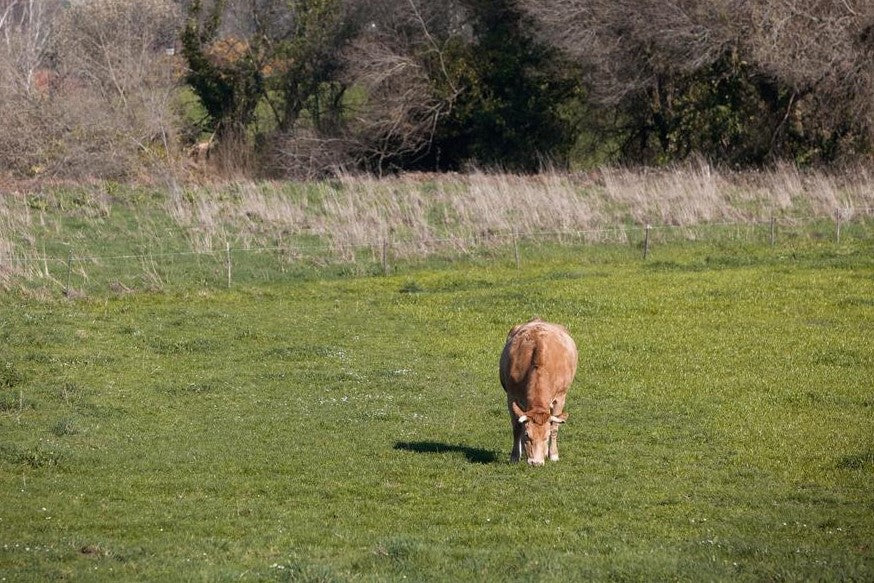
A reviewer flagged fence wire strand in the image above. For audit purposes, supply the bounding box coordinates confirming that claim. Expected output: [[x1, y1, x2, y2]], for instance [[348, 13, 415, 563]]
[[0, 212, 871, 266]]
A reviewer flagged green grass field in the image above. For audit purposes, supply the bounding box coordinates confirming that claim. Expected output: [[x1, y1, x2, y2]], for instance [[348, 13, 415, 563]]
[[1, 233, 872, 581]]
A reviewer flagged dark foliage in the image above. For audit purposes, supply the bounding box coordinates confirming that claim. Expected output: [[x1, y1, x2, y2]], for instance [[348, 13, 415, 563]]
[[419, 1, 583, 172]]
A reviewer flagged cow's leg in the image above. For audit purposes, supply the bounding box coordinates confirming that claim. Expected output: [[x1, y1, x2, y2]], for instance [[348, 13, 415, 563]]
[[548, 423, 560, 462], [549, 395, 567, 462], [508, 398, 523, 462], [511, 419, 524, 462]]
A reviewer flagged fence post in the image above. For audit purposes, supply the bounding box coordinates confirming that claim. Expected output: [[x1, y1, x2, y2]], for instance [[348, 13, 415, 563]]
[[835, 209, 842, 244], [643, 224, 651, 260], [64, 248, 73, 297], [382, 237, 389, 275], [513, 229, 520, 269], [770, 215, 776, 247], [226, 241, 232, 288]]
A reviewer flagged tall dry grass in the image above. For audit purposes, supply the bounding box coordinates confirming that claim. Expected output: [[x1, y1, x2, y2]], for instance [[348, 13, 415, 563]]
[[0, 196, 47, 288], [164, 160, 874, 259], [600, 160, 873, 225], [1, 161, 872, 289]]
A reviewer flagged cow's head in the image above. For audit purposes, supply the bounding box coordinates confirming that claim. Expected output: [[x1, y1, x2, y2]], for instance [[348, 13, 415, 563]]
[[512, 402, 566, 466]]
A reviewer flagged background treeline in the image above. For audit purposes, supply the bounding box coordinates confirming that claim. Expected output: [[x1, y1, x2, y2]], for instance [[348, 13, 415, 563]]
[[1, 0, 871, 180]]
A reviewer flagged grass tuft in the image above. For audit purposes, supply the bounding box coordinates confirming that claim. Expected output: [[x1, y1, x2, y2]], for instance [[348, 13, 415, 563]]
[[398, 279, 424, 293], [0, 444, 63, 468], [837, 451, 874, 471], [1, 362, 24, 389], [50, 417, 80, 437]]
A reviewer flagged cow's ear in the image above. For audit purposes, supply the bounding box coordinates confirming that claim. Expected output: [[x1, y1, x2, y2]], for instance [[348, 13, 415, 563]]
[[550, 412, 568, 424], [511, 401, 527, 422]]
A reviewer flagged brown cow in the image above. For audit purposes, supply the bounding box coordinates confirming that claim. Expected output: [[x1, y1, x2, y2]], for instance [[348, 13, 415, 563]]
[[499, 319, 578, 465]]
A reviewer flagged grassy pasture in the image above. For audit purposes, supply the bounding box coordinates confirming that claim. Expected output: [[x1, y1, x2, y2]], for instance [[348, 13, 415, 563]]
[[1, 235, 872, 581]]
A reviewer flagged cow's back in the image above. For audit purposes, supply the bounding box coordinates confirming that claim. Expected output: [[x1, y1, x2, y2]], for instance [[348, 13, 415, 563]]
[[500, 320, 577, 405]]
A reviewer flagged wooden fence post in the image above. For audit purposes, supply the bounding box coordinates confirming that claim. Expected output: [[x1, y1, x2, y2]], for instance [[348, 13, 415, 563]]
[[770, 215, 776, 247], [64, 248, 73, 297], [226, 241, 232, 288], [835, 209, 842, 244], [513, 229, 521, 269], [643, 224, 651, 260]]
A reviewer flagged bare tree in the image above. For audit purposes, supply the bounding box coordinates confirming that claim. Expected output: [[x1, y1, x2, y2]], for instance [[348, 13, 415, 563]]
[[518, 0, 744, 102], [745, 0, 874, 154], [339, 0, 463, 174], [277, 0, 467, 176], [280, 0, 583, 175], [0, 0, 184, 179], [0, 0, 59, 95], [58, 0, 182, 170], [520, 0, 873, 163], [0, 0, 64, 176]]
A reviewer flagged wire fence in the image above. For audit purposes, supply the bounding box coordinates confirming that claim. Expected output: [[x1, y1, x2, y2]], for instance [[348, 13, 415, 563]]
[[1, 210, 872, 297]]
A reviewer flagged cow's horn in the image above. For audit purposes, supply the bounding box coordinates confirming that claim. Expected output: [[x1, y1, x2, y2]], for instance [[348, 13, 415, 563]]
[[549, 415, 565, 424], [517, 415, 528, 423]]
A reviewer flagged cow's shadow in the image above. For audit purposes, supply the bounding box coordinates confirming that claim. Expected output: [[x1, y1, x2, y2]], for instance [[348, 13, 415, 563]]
[[394, 441, 500, 464]]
